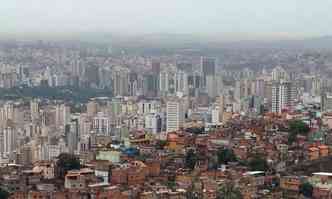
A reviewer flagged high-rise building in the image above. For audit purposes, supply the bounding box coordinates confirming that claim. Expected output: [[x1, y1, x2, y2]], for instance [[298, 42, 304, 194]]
[[234, 79, 252, 102], [218, 95, 225, 122], [145, 113, 162, 134], [271, 66, 289, 82], [112, 67, 129, 97], [138, 100, 161, 115], [92, 112, 111, 136], [3, 124, 16, 157], [63, 105, 71, 126], [143, 74, 159, 97], [65, 119, 79, 154], [85, 65, 99, 87], [109, 98, 122, 116], [188, 71, 202, 97], [87, 101, 98, 117], [159, 71, 169, 94], [166, 100, 185, 132], [211, 106, 220, 125], [176, 71, 189, 96], [30, 99, 39, 121], [159, 70, 176, 95], [251, 79, 266, 97], [176, 62, 193, 73], [206, 75, 223, 99], [201, 57, 216, 86], [1, 102, 14, 122], [201, 57, 216, 77], [55, 104, 71, 127], [321, 92, 332, 112], [311, 77, 322, 96], [151, 61, 161, 75], [129, 72, 139, 96], [272, 81, 296, 113]]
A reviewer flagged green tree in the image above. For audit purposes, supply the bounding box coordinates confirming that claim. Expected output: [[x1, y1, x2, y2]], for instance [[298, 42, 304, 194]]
[[288, 120, 310, 144], [185, 149, 198, 170], [217, 148, 237, 165], [186, 177, 203, 199], [156, 140, 167, 150], [56, 153, 81, 179], [248, 156, 269, 171], [167, 180, 177, 191], [0, 187, 10, 199], [299, 182, 313, 198], [217, 182, 243, 199], [185, 127, 205, 135]]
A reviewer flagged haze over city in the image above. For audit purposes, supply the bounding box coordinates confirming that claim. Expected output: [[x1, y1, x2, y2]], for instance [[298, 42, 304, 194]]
[[1, 0, 332, 40]]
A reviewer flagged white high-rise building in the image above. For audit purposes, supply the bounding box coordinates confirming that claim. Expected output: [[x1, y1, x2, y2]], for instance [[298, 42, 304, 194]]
[[234, 79, 252, 102], [206, 75, 223, 99], [138, 100, 161, 115], [211, 106, 220, 125], [87, 101, 98, 117], [271, 66, 289, 82], [55, 104, 71, 127], [160, 69, 177, 95], [166, 100, 185, 132], [176, 71, 189, 95], [159, 71, 169, 93], [112, 67, 130, 97], [0, 102, 14, 123], [272, 81, 296, 113], [145, 113, 162, 134], [92, 112, 111, 135], [3, 125, 17, 157], [322, 92, 332, 112], [30, 99, 39, 121]]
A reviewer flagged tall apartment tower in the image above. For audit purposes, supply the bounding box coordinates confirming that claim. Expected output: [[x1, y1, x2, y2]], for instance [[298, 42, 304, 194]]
[[3, 124, 17, 157], [201, 57, 216, 86], [166, 100, 185, 132], [112, 67, 130, 97], [321, 92, 332, 112], [272, 81, 296, 113], [30, 99, 39, 121]]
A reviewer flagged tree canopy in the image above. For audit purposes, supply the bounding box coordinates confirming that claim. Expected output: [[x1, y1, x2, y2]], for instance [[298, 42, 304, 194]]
[[185, 149, 198, 170], [0, 188, 10, 199], [299, 182, 313, 198], [185, 127, 205, 135], [217, 148, 237, 165], [288, 120, 310, 144], [155, 140, 168, 150], [56, 153, 81, 179], [217, 182, 243, 199], [0, 86, 112, 103], [248, 156, 269, 171]]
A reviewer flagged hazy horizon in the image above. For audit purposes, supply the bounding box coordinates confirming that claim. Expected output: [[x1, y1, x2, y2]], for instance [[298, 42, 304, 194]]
[[1, 0, 332, 41]]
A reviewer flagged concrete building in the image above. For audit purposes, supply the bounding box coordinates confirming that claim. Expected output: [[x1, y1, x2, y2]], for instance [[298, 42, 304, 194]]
[[206, 75, 223, 99], [321, 92, 332, 112], [112, 66, 130, 97], [201, 57, 216, 86], [166, 100, 185, 132], [145, 113, 162, 134], [271, 66, 289, 82], [3, 124, 17, 157], [272, 81, 297, 113], [92, 112, 111, 136]]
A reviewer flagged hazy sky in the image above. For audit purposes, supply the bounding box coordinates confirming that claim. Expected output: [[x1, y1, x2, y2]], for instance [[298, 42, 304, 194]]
[[1, 0, 332, 38]]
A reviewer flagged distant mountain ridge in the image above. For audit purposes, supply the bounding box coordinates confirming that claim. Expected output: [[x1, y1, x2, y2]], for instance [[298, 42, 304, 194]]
[[1, 32, 332, 49], [108, 33, 332, 50]]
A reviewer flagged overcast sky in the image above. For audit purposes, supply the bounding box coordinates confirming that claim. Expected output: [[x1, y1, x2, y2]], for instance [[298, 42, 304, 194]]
[[1, 0, 332, 39]]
